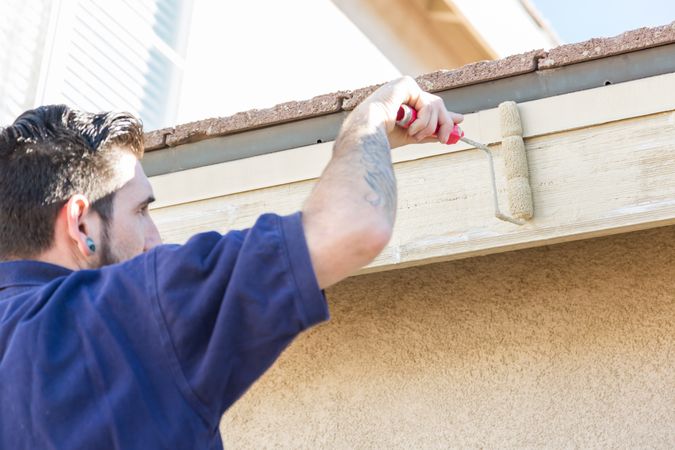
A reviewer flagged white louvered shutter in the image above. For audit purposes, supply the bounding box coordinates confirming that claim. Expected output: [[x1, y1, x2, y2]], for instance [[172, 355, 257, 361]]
[[0, 0, 55, 125], [38, 0, 191, 131]]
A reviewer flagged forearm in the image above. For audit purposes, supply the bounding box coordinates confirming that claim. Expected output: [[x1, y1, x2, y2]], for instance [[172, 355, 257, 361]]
[[331, 106, 397, 226], [303, 106, 396, 287], [300, 76, 463, 288]]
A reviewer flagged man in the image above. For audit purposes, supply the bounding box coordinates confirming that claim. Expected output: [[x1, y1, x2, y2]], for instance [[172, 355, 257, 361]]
[[0, 77, 462, 448]]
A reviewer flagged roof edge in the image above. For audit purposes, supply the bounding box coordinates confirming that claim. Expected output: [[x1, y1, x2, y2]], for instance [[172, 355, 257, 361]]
[[144, 21, 675, 152]]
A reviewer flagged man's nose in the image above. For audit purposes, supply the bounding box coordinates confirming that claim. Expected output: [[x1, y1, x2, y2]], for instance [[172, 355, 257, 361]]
[[144, 220, 163, 251]]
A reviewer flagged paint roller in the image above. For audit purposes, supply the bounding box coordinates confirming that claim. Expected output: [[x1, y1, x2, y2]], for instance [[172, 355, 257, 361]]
[[396, 101, 533, 225]]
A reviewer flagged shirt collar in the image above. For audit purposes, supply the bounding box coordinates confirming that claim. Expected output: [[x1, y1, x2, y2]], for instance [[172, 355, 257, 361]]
[[0, 260, 73, 291]]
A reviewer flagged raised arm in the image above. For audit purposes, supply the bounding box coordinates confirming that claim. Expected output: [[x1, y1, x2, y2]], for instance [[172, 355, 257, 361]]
[[302, 76, 463, 288]]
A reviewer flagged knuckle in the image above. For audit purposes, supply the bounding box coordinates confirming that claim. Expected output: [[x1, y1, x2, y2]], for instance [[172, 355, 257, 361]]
[[402, 75, 416, 86]]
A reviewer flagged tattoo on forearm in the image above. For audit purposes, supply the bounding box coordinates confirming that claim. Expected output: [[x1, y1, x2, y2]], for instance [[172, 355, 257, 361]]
[[358, 128, 397, 224]]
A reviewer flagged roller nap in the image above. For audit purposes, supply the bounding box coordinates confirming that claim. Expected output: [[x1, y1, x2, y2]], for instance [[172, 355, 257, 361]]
[[498, 101, 533, 221]]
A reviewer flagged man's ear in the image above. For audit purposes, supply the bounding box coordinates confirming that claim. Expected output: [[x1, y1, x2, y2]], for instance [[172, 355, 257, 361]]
[[64, 194, 94, 257]]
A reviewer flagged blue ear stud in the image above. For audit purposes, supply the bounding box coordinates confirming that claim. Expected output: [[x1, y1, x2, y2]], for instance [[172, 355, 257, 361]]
[[86, 237, 96, 253]]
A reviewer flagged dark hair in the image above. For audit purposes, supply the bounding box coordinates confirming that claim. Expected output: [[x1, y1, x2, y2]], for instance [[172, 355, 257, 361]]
[[0, 105, 144, 260]]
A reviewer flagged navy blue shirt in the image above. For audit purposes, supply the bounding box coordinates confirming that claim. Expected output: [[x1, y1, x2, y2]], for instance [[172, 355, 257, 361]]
[[0, 213, 328, 449]]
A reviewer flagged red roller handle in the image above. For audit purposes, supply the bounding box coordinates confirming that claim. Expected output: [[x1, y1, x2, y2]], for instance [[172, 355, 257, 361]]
[[396, 104, 464, 145]]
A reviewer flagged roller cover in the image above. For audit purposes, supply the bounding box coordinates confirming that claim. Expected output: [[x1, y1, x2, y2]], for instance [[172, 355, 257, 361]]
[[507, 178, 533, 220], [502, 136, 529, 180], [499, 101, 523, 138]]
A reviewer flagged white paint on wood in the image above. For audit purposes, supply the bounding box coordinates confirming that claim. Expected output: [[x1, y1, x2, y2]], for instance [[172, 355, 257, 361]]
[[150, 72, 675, 209], [150, 110, 675, 274]]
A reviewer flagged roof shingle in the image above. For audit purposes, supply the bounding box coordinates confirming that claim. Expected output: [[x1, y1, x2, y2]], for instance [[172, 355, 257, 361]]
[[144, 21, 675, 152]]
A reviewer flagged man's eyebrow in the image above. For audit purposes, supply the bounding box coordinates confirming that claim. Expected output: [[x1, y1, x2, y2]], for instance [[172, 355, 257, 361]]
[[139, 196, 156, 208]]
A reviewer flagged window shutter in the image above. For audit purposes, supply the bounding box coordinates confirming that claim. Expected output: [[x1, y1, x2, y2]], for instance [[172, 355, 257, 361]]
[[38, 0, 190, 131], [0, 0, 54, 125]]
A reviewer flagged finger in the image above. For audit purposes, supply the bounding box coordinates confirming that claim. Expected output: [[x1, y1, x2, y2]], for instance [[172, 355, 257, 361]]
[[450, 111, 464, 124], [432, 107, 452, 144], [388, 76, 423, 117], [407, 106, 430, 136], [436, 118, 454, 144], [414, 107, 438, 141], [397, 75, 423, 108]]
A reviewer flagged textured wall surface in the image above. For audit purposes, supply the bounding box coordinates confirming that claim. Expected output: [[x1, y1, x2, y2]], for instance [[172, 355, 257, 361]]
[[220, 226, 675, 448]]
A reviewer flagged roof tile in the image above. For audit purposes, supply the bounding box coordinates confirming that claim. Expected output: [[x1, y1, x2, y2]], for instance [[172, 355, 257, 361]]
[[341, 49, 544, 111], [539, 21, 675, 69], [161, 91, 348, 148], [416, 49, 545, 92], [144, 23, 675, 151], [143, 128, 172, 151]]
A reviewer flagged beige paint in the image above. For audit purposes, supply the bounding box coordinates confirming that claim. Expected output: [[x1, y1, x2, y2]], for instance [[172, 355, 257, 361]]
[[220, 226, 675, 448], [151, 71, 675, 209], [150, 109, 675, 274]]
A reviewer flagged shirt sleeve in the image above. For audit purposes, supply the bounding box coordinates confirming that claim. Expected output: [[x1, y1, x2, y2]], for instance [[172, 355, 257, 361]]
[[147, 212, 328, 426]]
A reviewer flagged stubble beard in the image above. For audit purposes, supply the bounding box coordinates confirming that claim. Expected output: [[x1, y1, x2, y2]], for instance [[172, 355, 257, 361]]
[[97, 222, 121, 267]]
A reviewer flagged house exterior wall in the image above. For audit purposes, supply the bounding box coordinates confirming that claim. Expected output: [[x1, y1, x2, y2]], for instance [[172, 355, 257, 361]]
[[219, 225, 675, 448]]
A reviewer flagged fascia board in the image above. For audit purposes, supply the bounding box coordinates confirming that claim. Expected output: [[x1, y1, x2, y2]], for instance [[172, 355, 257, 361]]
[[150, 71, 675, 209]]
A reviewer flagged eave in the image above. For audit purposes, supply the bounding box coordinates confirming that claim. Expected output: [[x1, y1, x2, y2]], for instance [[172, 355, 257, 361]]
[[145, 23, 675, 275]]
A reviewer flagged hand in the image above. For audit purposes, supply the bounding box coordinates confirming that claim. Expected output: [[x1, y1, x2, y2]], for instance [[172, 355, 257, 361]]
[[353, 76, 464, 149]]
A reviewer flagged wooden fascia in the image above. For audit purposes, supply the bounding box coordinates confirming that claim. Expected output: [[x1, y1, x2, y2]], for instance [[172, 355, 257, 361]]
[[149, 72, 675, 275]]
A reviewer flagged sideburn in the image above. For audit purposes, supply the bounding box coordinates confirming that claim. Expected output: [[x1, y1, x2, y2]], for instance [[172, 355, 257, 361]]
[[97, 220, 119, 267], [91, 192, 120, 267]]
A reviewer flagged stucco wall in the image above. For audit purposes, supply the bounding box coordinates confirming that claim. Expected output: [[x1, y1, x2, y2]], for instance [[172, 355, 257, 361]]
[[220, 226, 675, 448]]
